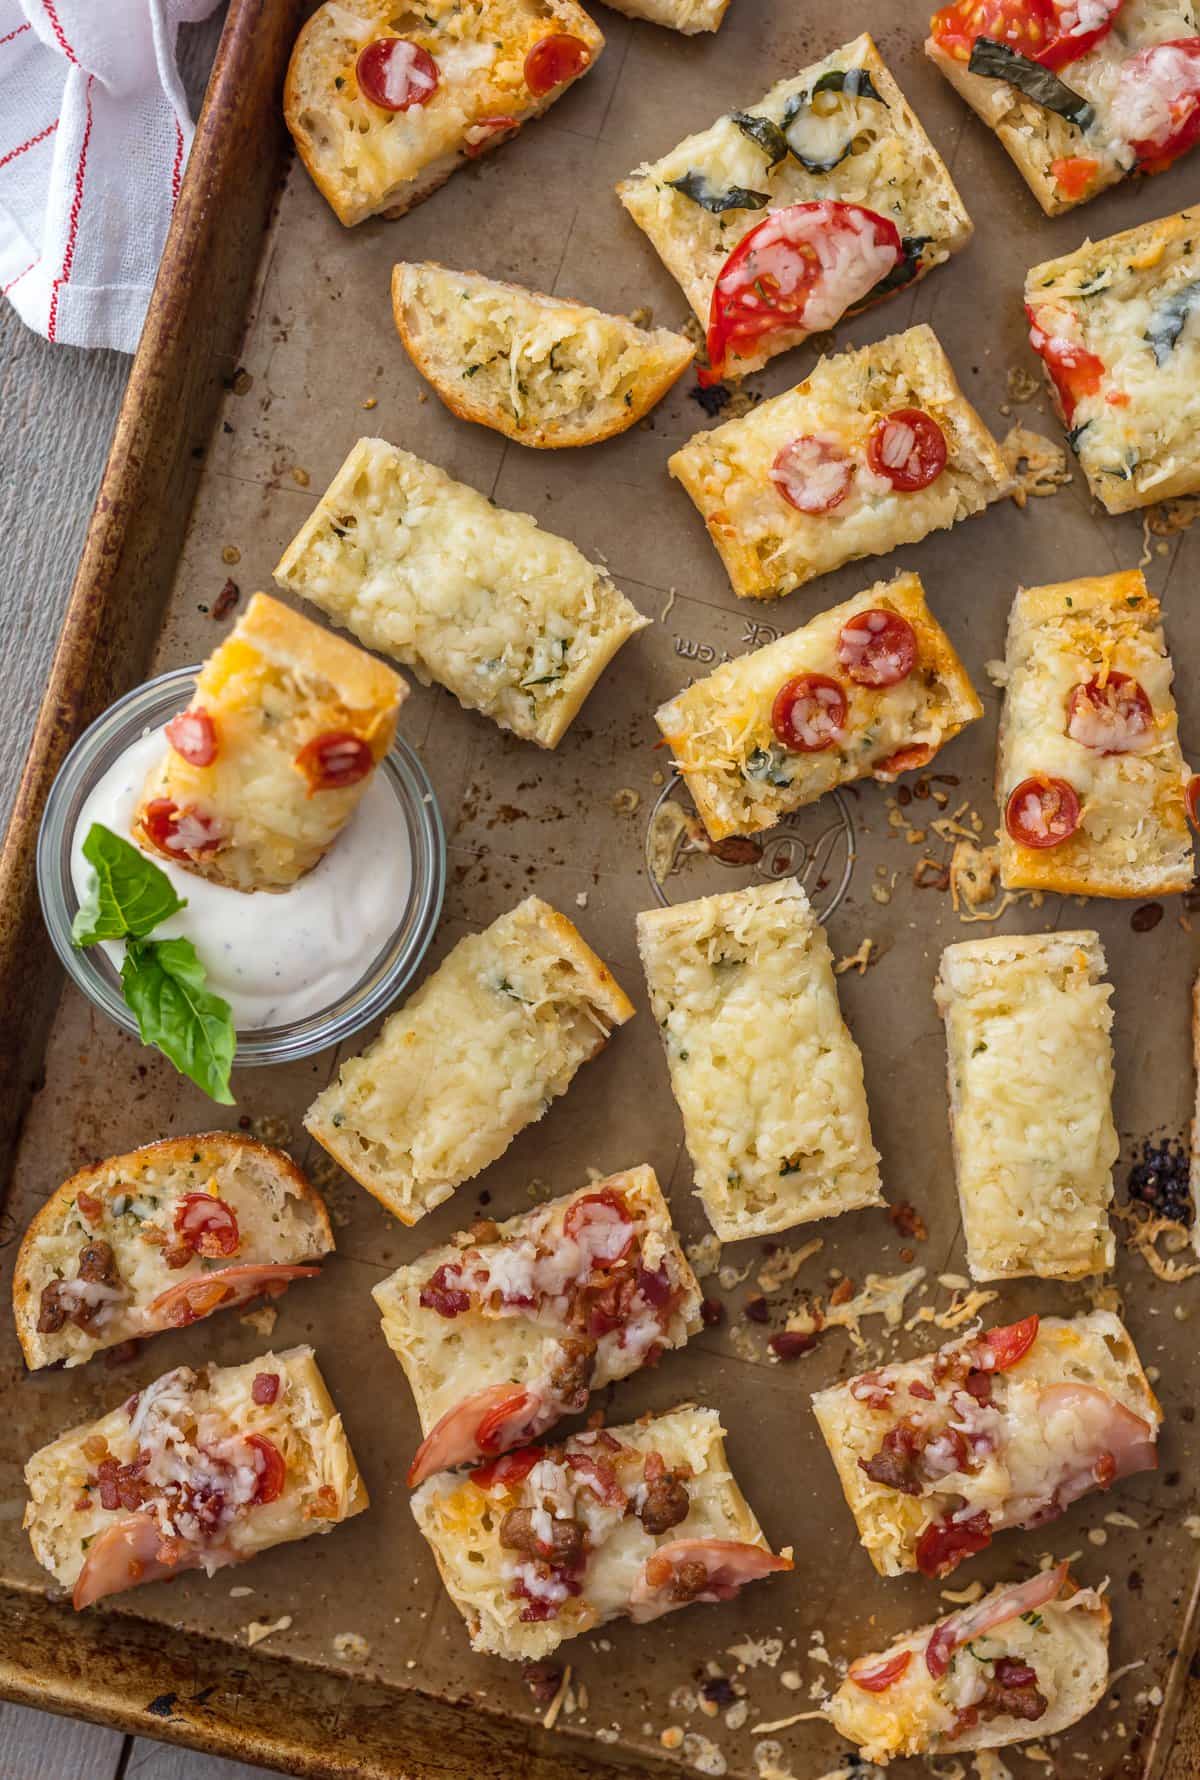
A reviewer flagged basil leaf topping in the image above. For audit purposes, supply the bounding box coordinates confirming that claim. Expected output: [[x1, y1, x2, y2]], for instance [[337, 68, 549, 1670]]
[[810, 67, 883, 103], [1146, 278, 1200, 364], [967, 38, 1095, 129], [122, 938, 236, 1106], [745, 745, 792, 788], [667, 170, 769, 213], [72, 822, 186, 945], [731, 111, 789, 168]]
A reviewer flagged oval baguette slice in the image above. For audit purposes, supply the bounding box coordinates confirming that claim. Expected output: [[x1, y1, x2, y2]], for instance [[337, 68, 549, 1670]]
[[24, 1346, 367, 1609], [14, 1134, 333, 1369], [826, 1566, 1110, 1763], [392, 261, 695, 447]]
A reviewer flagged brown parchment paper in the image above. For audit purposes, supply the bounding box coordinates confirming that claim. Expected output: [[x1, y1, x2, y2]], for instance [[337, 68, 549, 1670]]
[[4, 4, 1200, 1777]]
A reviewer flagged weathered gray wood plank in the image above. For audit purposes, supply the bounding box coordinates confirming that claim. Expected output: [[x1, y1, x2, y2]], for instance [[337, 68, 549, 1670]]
[[125, 1741, 275, 1779], [0, 1702, 124, 1780]]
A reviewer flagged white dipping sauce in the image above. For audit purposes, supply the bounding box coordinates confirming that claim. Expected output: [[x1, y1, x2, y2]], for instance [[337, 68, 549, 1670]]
[[70, 725, 413, 1032]]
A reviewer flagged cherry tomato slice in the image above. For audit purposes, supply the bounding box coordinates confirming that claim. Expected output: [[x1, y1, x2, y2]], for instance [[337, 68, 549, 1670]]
[[294, 730, 374, 791], [563, 1187, 635, 1269], [915, 1509, 993, 1579], [524, 32, 591, 97], [246, 1434, 287, 1505], [867, 409, 947, 492], [165, 709, 217, 767], [1026, 308, 1105, 421], [140, 798, 225, 857], [875, 743, 935, 781], [929, 0, 1057, 62], [1066, 672, 1154, 755], [1111, 39, 1200, 172], [175, 1192, 241, 1258], [464, 116, 520, 157], [837, 609, 918, 687], [772, 675, 848, 753], [355, 38, 439, 111], [704, 201, 901, 383], [770, 435, 855, 514], [1005, 776, 1081, 849], [850, 1649, 913, 1693], [980, 1314, 1039, 1371], [1040, 0, 1124, 68]]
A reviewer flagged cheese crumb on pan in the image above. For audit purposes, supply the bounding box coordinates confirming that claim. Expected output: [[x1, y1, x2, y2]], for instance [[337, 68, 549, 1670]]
[[636, 879, 882, 1241]]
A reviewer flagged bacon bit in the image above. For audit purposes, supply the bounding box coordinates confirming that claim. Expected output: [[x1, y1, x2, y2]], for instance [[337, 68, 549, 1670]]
[[212, 578, 240, 620], [700, 1297, 725, 1327], [769, 1330, 817, 1360], [914, 857, 951, 891], [306, 1485, 339, 1520], [76, 1191, 104, 1226], [829, 1277, 855, 1307], [743, 1295, 770, 1324], [888, 1201, 928, 1241]]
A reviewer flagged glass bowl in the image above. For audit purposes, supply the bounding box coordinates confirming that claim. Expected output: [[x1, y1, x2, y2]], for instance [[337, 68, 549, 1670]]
[[37, 665, 445, 1067]]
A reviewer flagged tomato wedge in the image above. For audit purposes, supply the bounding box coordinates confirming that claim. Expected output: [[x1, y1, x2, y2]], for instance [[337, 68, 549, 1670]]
[[837, 610, 918, 686], [246, 1434, 287, 1505], [524, 33, 591, 96], [1026, 309, 1104, 421], [772, 674, 847, 753], [1051, 154, 1100, 199], [1111, 39, 1200, 172], [1005, 776, 1081, 848], [294, 730, 374, 791], [1066, 672, 1154, 754], [470, 1445, 546, 1491], [850, 1649, 913, 1692], [165, 709, 217, 767], [704, 201, 901, 382], [175, 1192, 240, 1258], [770, 435, 855, 514], [929, 0, 1057, 62], [867, 409, 947, 492], [978, 1313, 1039, 1371], [356, 38, 439, 111]]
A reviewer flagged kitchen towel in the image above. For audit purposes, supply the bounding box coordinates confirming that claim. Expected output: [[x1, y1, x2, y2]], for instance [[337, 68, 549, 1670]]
[[0, 0, 223, 353]]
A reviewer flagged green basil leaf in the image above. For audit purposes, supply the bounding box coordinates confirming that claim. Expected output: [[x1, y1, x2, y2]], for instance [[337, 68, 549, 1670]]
[[967, 38, 1094, 129], [667, 170, 770, 213], [121, 937, 235, 1105], [730, 111, 789, 168], [1145, 278, 1200, 364], [72, 822, 186, 946], [744, 744, 792, 788], [810, 68, 883, 103]]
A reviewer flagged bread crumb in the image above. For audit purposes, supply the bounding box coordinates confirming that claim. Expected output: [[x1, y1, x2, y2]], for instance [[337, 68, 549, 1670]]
[[292, 466, 310, 488], [575, 891, 588, 908], [228, 1584, 254, 1598], [221, 545, 241, 565], [240, 1304, 278, 1337], [333, 1631, 370, 1661], [661, 1726, 685, 1750], [245, 1614, 292, 1647], [1087, 1527, 1108, 1546], [757, 1237, 822, 1294], [941, 1579, 985, 1605], [687, 1232, 723, 1279], [362, 396, 378, 410], [611, 787, 641, 815], [683, 1731, 727, 1774], [834, 937, 875, 976], [1006, 366, 1040, 403], [1001, 425, 1071, 506], [726, 1634, 783, 1668]]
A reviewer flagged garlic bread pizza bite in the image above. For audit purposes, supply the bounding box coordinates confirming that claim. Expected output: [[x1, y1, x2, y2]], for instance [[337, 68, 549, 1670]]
[[997, 570, 1193, 896], [617, 34, 972, 382], [935, 934, 1118, 1283], [636, 880, 882, 1241], [374, 1167, 702, 1486], [1025, 206, 1200, 511], [668, 326, 1011, 600], [410, 1406, 790, 1660], [812, 1309, 1160, 1580], [827, 1564, 1110, 1763], [655, 573, 981, 843], [306, 897, 634, 1226], [25, 1347, 367, 1610], [133, 593, 405, 893], [273, 439, 648, 748], [927, 0, 1200, 215], [603, 0, 730, 29], [14, 1135, 332, 1369], [392, 263, 694, 448], [285, 0, 603, 226]]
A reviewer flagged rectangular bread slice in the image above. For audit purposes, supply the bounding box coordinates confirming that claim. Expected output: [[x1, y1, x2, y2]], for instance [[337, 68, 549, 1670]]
[[14, 1133, 332, 1370], [826, 1566, 1110, 1763], [655, 571, 981, 841], [602, 0, 730, 29], [284, 0, 604, 227], [996, 570, 1193, 896], [1025, 206, 1200, 512], [375, 1165, 702, 1484], [617, 34, 971, 377], [25, 1346, 367, 1609], [926, 0, 1200, 216], [635, 879, 882, 1240], [273, 439, 649, 747], [811, 1309, 1160, 1579], [132, 591, 406, 892], [934, 933, 1118, 1282], [411, 1404, 790, 1661], [668, 325, 1011, 599], [305, 897, 635, 1225]]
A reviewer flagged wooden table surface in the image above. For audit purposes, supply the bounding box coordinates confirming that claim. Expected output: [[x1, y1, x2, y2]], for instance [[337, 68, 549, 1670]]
[[4, 9, 1200, 1778]]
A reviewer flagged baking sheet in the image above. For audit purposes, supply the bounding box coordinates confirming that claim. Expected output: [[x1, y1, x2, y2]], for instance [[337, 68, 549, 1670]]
[[3, 4, 1200, 1777]]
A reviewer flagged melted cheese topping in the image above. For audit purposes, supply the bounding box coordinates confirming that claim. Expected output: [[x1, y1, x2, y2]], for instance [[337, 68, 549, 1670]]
[[373, 1166, 701, 1431], [636, 879, 881, 1240], [306, 897, 634, 1224], [811, 1310, 1160, 1576], [410, 1406, 764, 1661], [23, 1347, 366, 1590], [274, 441, 647, 748], [936, 934, 1117, 1281], [997, 571, 1193, 893], [602, 0, 729, 29], [287, 0, 603, 225], [1026, 207, 1200, 510], [667, 325, 1010, 599], [617, 33, 970, 366], [656, 572, 981, 840], [827, 1585, 1108, 1762]]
